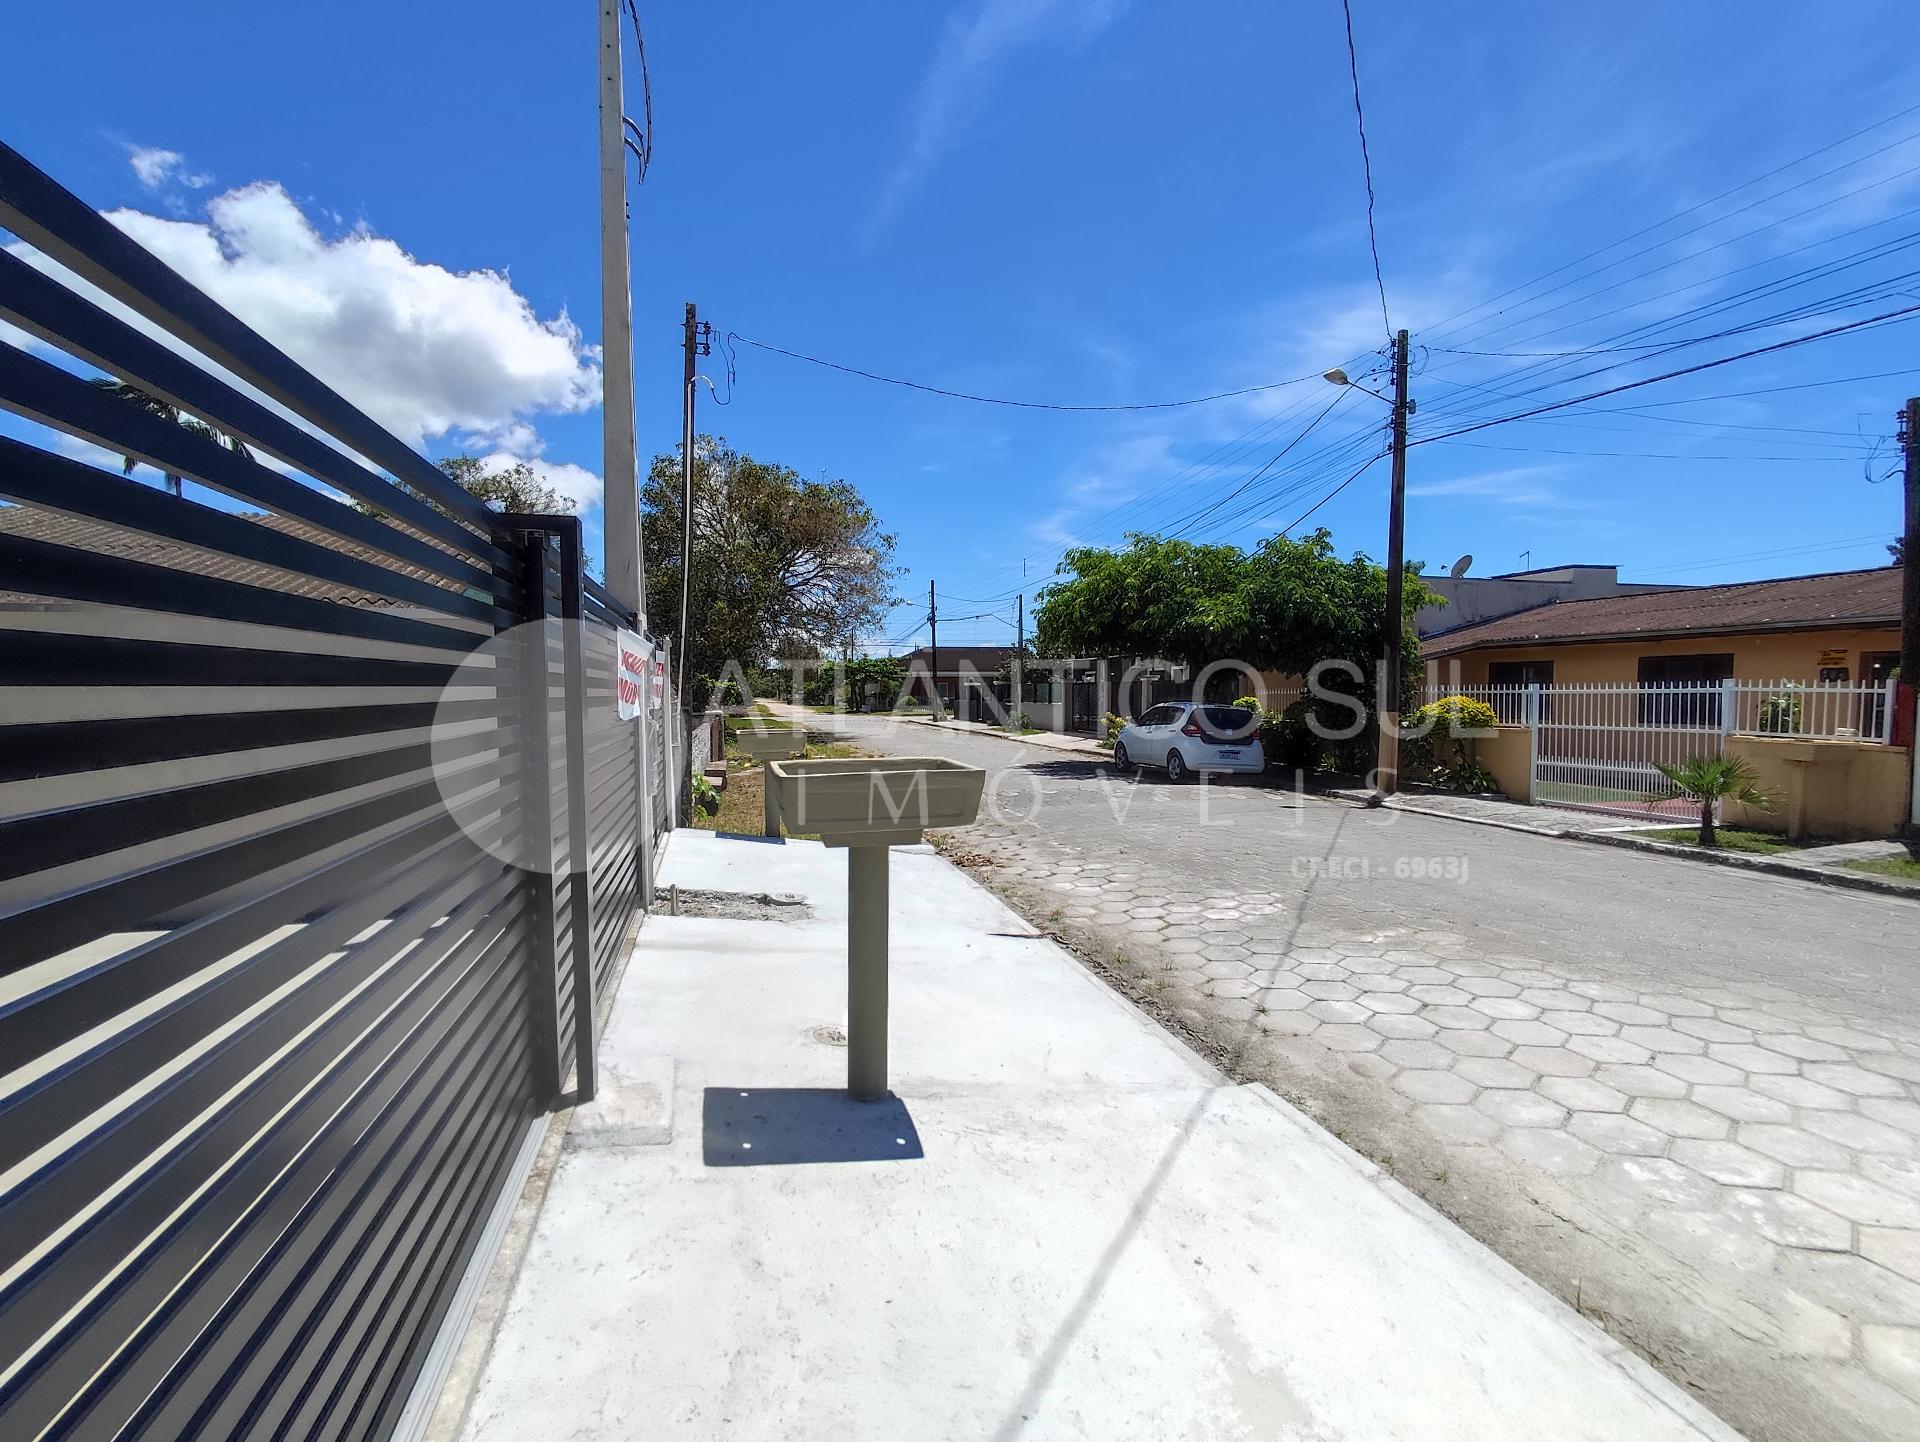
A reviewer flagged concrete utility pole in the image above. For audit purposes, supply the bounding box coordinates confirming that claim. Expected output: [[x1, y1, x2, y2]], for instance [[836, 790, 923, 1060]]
[[929, 580, 941, 718], [1376, 328, 1412, 796], [1015, 593, 1025, 723], [676, 301, 697, 712], [596, 0, 641, 617]]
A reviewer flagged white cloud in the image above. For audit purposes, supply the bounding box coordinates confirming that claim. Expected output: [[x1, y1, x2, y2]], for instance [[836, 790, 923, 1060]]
[[14, 181, 603, 459], [871, 0, 1126, 236], [127, 146, 210, 191]]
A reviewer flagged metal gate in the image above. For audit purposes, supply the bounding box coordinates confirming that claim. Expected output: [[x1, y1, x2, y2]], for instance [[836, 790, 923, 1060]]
[[1528, 683, 1718, 820], [0, 142, 662, 1441]]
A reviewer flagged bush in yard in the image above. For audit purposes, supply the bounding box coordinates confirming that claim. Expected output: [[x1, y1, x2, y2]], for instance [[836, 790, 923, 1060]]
[[1649, 754, 1776, 847], [1403, 694, 1499, 789], [1758, 689, 1802, 735], [1104, 712, 1128, 748], [691, 773, 722, 817]]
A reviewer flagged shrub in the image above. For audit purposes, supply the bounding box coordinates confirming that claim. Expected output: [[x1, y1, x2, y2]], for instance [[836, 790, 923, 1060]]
[[691, 773, 721, 817], [1104, 711, 1128, 748], [1268, 698, 1322, 773], [1758, 689, 1802, 734], [1429, 760, 1500, 794], [1404, 694, 1500, 785]]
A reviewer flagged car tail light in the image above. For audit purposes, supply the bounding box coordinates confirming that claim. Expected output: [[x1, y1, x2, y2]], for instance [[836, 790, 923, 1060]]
[[1182, 719, 1205, 738]]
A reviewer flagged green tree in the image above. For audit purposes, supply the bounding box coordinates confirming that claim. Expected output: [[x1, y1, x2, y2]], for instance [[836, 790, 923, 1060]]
[[432, 455, 577, 514], [91, 379, 252, 498], [643, 435, 899, 707], [1034, 527, 1435, 696], [1650, 754, 1776, 847]]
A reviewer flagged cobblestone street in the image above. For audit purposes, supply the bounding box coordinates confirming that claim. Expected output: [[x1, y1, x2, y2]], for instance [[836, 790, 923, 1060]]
[[796, 710, 1920, 1442]]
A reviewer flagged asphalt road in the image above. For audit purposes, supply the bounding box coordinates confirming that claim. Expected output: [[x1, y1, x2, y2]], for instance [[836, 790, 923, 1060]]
[[792, 709, 1920, 1442]]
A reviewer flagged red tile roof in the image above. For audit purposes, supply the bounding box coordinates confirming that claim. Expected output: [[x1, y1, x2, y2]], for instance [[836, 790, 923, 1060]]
[[1422, 566, 1900, 658]]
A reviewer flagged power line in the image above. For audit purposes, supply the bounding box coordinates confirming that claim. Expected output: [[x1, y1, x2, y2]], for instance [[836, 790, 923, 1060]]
[[1627, 534, 1895, 578], [620, 0, 654, 182], [1340, 0, 1392, 339], [1432, 439, 1865, 462], [1412, 302, 1920, 448], [1277, 452, 1389, 536], [1416, 98, 1920, 346], [723, 333, 1320, 412]]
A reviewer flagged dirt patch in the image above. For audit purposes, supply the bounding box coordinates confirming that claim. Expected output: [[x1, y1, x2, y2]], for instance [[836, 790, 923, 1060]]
[[666, 888, 812, 921]]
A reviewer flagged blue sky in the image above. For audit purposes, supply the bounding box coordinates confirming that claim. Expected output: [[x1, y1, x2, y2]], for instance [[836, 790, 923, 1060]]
[[4, 1, 1917, 650]]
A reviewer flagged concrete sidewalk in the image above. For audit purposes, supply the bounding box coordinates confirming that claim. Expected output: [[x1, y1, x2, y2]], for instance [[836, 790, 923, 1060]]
[[452, 829, 1741, 1441]]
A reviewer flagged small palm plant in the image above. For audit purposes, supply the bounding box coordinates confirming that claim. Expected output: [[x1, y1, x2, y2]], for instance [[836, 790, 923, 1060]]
[[1650, 754, 1776, 847]]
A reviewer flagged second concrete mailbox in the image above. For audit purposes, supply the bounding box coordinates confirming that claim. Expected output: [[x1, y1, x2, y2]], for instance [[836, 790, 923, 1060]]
[[733, 727, 807, 836], [766, 756, 986, 1101]]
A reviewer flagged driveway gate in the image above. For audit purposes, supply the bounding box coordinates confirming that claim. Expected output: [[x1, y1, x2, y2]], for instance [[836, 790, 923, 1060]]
[[0, 143, 667, 1441]]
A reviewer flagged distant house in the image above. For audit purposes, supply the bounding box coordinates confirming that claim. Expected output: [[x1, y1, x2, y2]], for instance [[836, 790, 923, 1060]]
[[897, 644, 1018, 713], [1414, 562, 1680, 638], [1422, 565, 1901, 692]]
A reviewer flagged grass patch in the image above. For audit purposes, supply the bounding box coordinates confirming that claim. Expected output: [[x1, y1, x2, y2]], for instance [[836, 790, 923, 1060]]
[[1642, 826, 1805, 855], [1841, 854, 1920, 882], [692, 729, 870, 840]]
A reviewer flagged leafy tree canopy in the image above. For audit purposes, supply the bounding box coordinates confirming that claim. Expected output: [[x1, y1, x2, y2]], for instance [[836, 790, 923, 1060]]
[[433, 456, 577, 514], [1032, 528, 1437, 683], [644, 435, 899, 705]]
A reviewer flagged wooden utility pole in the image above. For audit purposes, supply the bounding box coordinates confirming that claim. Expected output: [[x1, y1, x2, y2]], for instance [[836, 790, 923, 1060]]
[[676, 301, 697, 712], [596, 0, 641, 617], [1901, 398, 1918, 684], [1376, 327, 1411, 796]]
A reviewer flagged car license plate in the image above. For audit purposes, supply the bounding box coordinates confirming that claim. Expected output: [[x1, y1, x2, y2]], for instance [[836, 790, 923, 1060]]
[[1217, 749, 1240, 758]]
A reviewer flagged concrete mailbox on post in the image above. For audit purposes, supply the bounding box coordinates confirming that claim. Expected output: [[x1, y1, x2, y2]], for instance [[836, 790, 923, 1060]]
[[733, 728, 808, 837], [765, 756, 986, 1101]]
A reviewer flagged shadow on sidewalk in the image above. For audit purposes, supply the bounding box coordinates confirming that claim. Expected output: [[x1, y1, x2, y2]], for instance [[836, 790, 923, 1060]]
[[701, 1087, 925, 1167]]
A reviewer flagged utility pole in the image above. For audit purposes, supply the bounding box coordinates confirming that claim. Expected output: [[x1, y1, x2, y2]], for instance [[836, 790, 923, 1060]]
[[596, 0, 641, 618], [929, 580, 941, 719], [1901, 398, 1918, 684], [1376, 327, 1412, 797], [676, 301, 697, 714], [1901, 399, 1919, 832], [1015, 593, 1025, 724]]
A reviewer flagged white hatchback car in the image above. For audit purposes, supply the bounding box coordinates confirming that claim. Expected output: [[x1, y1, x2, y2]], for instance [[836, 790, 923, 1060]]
[[1112, 702, 1265, 782]]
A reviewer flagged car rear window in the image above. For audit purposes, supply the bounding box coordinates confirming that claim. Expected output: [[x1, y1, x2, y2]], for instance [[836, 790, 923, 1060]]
[[1200, 706, 1256, 736]]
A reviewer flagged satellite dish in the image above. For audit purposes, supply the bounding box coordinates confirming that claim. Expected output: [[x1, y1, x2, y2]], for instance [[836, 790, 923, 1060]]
[[1450, 554, 1473, 578]]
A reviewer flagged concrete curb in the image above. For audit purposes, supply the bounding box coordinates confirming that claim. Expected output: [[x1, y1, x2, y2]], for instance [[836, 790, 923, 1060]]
[[1572, 828, 1920, 899], [1323, 791, 1920, 901]]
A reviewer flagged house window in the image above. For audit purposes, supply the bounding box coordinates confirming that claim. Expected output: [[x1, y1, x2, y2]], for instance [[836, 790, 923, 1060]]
[[1486, 660, 1553, 722], [1637, 653, 1734, 726]]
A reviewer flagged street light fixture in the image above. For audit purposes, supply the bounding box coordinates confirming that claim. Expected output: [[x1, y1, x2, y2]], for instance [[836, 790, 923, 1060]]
[[1325, 330, 1412, 798]]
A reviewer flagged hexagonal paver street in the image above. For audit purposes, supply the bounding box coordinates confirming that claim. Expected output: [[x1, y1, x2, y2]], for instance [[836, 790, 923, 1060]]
[[804, 711, 1920, 1442]]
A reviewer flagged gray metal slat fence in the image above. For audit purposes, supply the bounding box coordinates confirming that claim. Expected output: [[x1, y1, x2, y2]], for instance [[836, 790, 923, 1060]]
[[0, 141, 666, 1442]]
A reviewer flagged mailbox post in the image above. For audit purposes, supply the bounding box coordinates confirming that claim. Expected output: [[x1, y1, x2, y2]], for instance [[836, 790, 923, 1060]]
[[766, 757, 985, 1101], [734, 728, 808, 837]]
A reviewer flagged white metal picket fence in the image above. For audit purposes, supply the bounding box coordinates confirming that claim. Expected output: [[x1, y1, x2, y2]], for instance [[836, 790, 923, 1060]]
[[1421, 678, 1897, 820]]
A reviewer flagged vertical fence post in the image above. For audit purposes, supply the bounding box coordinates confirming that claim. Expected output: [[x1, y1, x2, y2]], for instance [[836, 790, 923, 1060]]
[[516, 532, 563, 1107], [1525, 683, 1541, 802], [1884, 674, 1899, 745], [1719, 678, 1736, 750], [553, 522, 597, 1103]]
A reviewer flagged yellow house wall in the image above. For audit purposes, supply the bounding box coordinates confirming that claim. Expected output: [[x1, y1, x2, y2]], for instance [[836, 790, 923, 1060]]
[[1434, 626, 1897, 687], [1476, 726, 1532, 803]]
